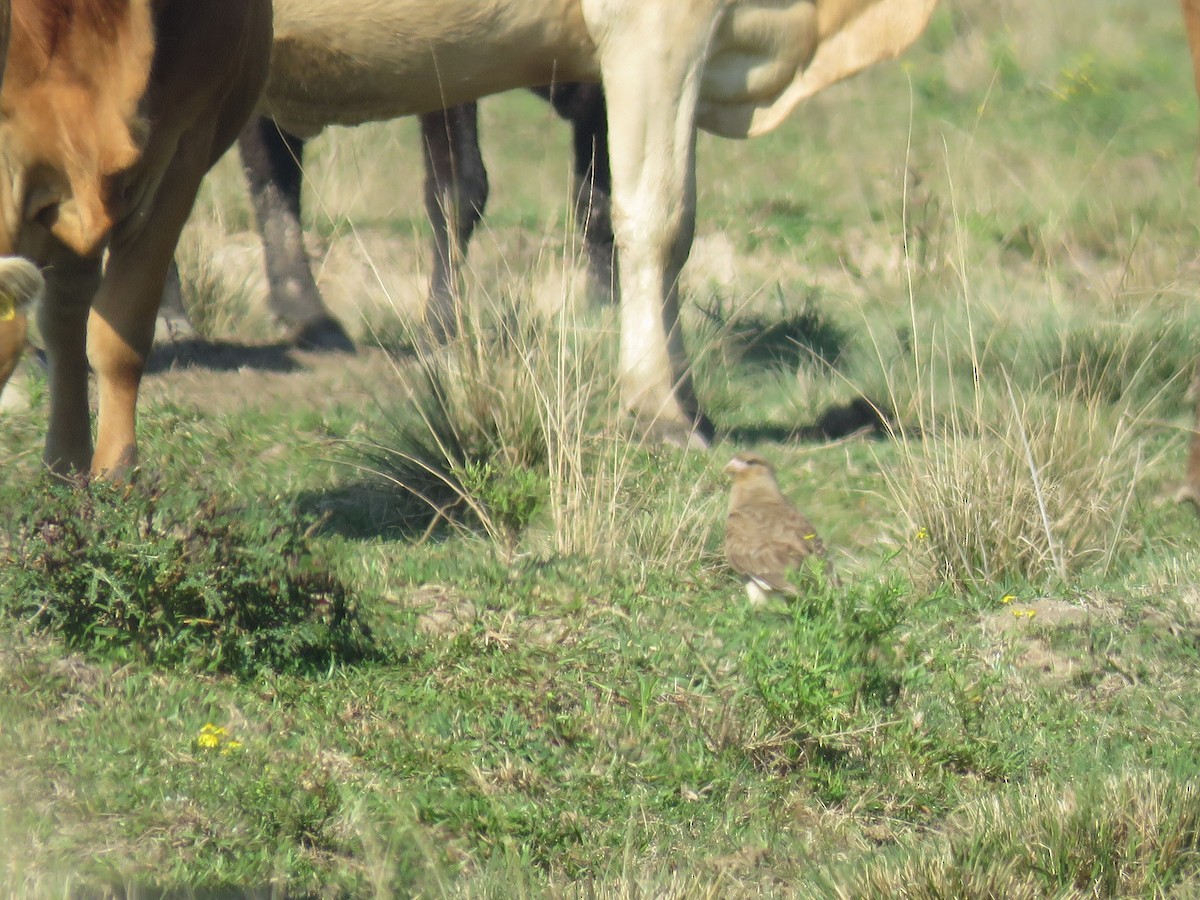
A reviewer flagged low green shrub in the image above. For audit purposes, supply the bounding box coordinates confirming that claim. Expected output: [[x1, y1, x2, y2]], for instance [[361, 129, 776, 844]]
[[1, 478, 376, 677], [748, 573, 909, 754]]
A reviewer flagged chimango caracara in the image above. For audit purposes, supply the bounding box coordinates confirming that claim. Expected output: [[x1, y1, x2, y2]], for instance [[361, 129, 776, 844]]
[[723, 452, 834, 604]]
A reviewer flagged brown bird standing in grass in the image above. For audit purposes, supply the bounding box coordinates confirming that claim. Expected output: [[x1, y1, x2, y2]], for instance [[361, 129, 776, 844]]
[[724, 452, 833, 605]]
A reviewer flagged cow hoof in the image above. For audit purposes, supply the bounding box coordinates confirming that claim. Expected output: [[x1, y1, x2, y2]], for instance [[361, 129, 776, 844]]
[[292, 316, 355, 353], [645, 412, 715, 450]]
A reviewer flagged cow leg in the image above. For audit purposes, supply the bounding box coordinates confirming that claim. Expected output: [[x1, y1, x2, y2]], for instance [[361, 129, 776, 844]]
[[39, 250, 104, 472], [1178, 361, 1200, 511], [1184, 0, 1200, 181], [238, 117, 354, 352], [594, 11, 718, 447], [421, 103, 487, 342], [532, 84, 617, 304], [84, 142, 222, 476]]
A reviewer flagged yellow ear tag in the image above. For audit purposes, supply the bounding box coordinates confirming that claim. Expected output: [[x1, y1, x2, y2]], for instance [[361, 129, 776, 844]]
[[0, 292, 16, 323]]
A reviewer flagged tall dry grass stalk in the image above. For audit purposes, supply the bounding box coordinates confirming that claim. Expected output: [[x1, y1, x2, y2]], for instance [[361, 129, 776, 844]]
[[360, 214, 719, 574], [874, 130, 1168, 591], [881, 358, 1152, 590], [172, 227, 256, 340]]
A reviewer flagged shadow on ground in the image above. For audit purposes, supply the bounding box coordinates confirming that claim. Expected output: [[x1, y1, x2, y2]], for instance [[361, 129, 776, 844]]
[[296, 480, 441, 541], [724, 396, 901, 446], [698, 293, 850, 373], [146, 339, 304, 375]]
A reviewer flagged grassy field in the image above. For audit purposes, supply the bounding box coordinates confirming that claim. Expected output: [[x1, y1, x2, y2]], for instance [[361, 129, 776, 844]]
[[4, 0, 1200, 895]]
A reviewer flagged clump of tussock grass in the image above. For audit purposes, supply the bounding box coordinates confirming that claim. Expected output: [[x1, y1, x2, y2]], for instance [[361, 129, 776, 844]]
[[885, 372, 1150, 590], [535, 438, 721, 574], [360, 275, 719, 572], [359, 291, 570, 545], [1027, 311, 1198, 417], [808, 769, 1200, 898], [172, 228, 255, 340], [811, 853, 1049, 900], [875, 303, 1161, 591], [865, 150, 1178, 589]]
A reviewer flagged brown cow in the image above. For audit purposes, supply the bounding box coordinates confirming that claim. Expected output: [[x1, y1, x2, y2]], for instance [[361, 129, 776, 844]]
[[1180, 0, 1200, 507], [0, 2, 46, 393], [0, 0, 271, 475]]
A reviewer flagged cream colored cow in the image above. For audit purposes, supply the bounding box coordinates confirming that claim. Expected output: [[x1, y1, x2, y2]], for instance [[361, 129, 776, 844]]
[[263, 0, 939, 446]]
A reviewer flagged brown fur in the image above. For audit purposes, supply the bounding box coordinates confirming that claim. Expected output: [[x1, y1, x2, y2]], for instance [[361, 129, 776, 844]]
[[1179, 1, 1200, 510], [1184, 0, 1200, 103], [0, 315, 26, 388], [14, 0, 129, 59], [4, 0, 155, 257]]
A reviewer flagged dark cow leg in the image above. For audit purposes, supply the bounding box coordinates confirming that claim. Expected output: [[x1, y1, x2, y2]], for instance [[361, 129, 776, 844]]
[[238, 117, 354, 352], [1178, 361, 1200, 512], [531, 84, 617, 304], [38, 250, 102, 471], [420, 103, 488, 342], [240, 92, 607, 348]]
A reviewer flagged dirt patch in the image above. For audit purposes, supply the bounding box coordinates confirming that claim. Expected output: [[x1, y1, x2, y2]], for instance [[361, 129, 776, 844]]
[[982, 598, 1099, 638], [982, 599, 1113, 688], [409, 584, 479, 639], [142, 341, 405, 418]]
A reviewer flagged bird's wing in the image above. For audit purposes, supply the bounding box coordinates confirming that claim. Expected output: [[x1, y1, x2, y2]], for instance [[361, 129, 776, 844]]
[[726, 505, 801, 595], [726, 500, 827, 594], [773, 503, 828, 559]]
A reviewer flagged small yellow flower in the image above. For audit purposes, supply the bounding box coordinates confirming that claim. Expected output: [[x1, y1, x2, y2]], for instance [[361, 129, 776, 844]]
[[1001, 594, 1015, 605], [220, 740, 243, 755], [196, 723, 235, 752], [804, 533, 816, 541], [915, 528, 928, 542]]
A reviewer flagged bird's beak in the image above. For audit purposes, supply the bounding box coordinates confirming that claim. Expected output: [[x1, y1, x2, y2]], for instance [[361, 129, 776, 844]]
[[723, 458, 745, 476]]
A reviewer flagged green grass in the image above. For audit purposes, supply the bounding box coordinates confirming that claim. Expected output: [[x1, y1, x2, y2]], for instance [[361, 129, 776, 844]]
[[3, 0, 1200, 894]]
